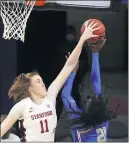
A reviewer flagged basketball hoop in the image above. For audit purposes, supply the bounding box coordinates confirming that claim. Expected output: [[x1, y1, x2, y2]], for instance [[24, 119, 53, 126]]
[[0, 0, 45, 42]]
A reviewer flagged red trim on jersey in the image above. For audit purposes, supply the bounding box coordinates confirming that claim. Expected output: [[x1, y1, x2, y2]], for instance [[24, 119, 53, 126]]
[[19, 119, 27, 142]]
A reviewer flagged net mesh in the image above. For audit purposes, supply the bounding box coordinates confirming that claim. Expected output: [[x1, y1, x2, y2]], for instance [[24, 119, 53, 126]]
[[0, 0, 35, 42]]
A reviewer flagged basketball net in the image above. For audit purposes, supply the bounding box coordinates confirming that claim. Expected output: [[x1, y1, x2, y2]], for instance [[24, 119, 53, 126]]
[[0, 0, 35, 42]]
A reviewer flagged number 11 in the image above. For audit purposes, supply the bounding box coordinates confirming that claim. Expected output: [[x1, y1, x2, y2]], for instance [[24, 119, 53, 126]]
[[40, 119, 49, 133]]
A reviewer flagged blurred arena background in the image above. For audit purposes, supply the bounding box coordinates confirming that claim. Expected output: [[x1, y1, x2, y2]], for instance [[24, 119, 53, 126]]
[[0, 0, 128, 141]]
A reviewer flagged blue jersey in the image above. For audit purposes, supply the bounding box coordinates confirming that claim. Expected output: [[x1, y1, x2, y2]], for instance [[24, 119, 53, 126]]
[[71, 122, 108, 142], [61, 53, 108, 142]]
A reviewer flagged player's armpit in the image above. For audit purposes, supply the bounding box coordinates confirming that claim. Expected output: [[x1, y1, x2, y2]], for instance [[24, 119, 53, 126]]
[[51, 65, 73, 91], [47, 65, 73, 103], [1, 114, 19, 137]]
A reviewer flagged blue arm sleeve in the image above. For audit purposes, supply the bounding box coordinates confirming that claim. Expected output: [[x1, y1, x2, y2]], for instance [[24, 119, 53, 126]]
[[61, 72, 81, 115], [91, 53, 102, 96]]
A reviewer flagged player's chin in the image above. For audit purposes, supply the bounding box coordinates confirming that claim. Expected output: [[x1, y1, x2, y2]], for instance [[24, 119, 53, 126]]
[[40, 94, 46, 98], [39, 90, 47, 98]]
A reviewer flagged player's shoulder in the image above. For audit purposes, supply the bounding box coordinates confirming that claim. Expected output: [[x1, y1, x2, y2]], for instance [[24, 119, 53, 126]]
[[13, 97, 29, 108], [44, 96, 54, 104], [47, 85, 58, 96], [82, 121, 109, 133]]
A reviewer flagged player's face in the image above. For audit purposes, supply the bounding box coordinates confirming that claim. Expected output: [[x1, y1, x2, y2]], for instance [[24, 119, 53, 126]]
[[29, 75, 47, 97]]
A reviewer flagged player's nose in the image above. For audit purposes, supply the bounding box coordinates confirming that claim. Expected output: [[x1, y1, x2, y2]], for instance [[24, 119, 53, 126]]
[[42, 83, 45, 87]]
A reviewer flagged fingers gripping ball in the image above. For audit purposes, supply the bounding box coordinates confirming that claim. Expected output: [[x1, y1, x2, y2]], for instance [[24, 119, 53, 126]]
[[81, 19, 105, 43]]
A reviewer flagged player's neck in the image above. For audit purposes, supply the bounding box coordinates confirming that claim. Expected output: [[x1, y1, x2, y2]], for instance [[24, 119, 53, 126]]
[[30, 94, 45, 105]]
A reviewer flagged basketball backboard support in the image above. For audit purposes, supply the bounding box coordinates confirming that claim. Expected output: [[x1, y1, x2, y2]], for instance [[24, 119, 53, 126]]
[[46, 1, 111, 8], [34, 0, 121, 12], [0, 0, 122, 42]]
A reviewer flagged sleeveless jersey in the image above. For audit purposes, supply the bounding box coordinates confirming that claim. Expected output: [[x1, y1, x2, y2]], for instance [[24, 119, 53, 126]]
[[9, 96, 57, 142], [18, 97, 57, 142], [9, 85, 58, 142]]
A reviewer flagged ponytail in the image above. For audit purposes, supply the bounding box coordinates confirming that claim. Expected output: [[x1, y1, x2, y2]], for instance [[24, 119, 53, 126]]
[[8, 73, 30, 102]]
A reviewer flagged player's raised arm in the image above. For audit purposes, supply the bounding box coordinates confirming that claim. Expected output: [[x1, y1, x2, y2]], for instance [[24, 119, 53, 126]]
[[89, 38, 106, 95], [48, 21, 100, 101]]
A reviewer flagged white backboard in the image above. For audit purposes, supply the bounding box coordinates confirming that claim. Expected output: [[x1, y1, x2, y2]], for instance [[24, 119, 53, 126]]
[[46, 0, 111, 8]]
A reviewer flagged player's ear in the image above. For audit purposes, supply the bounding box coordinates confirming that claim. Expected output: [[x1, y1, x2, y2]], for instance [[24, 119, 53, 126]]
[[28, 87, 33, 92]]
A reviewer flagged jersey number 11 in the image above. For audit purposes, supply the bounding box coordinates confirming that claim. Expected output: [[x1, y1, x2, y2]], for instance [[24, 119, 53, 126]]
[[40, 119, 49, 133]]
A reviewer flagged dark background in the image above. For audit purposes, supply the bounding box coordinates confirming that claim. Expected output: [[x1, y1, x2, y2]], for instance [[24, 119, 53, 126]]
[[0, 4, 127, 116]]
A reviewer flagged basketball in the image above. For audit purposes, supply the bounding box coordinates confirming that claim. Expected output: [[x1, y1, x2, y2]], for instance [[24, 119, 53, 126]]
[[81, 19, 105, 43]]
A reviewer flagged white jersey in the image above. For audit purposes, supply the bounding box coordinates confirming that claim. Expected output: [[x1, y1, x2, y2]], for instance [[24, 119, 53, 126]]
[[9, 86, 58, 142]]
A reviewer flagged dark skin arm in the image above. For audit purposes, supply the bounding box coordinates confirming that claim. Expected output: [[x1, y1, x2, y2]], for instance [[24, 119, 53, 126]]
[[88, 37, 106, 53]]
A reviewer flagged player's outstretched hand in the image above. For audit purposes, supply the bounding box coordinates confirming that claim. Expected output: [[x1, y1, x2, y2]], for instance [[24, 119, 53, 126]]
[[65, 52, 79, 73], [80, 21, 100, 42], [88, 38, 106, 53]]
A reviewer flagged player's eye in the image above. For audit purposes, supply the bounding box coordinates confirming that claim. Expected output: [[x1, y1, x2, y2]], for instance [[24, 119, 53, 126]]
[[37, 80, 40, 83]]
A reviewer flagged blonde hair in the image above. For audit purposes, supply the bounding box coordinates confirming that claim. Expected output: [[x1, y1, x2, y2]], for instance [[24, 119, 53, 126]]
[[8, 72, 39, 102]]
